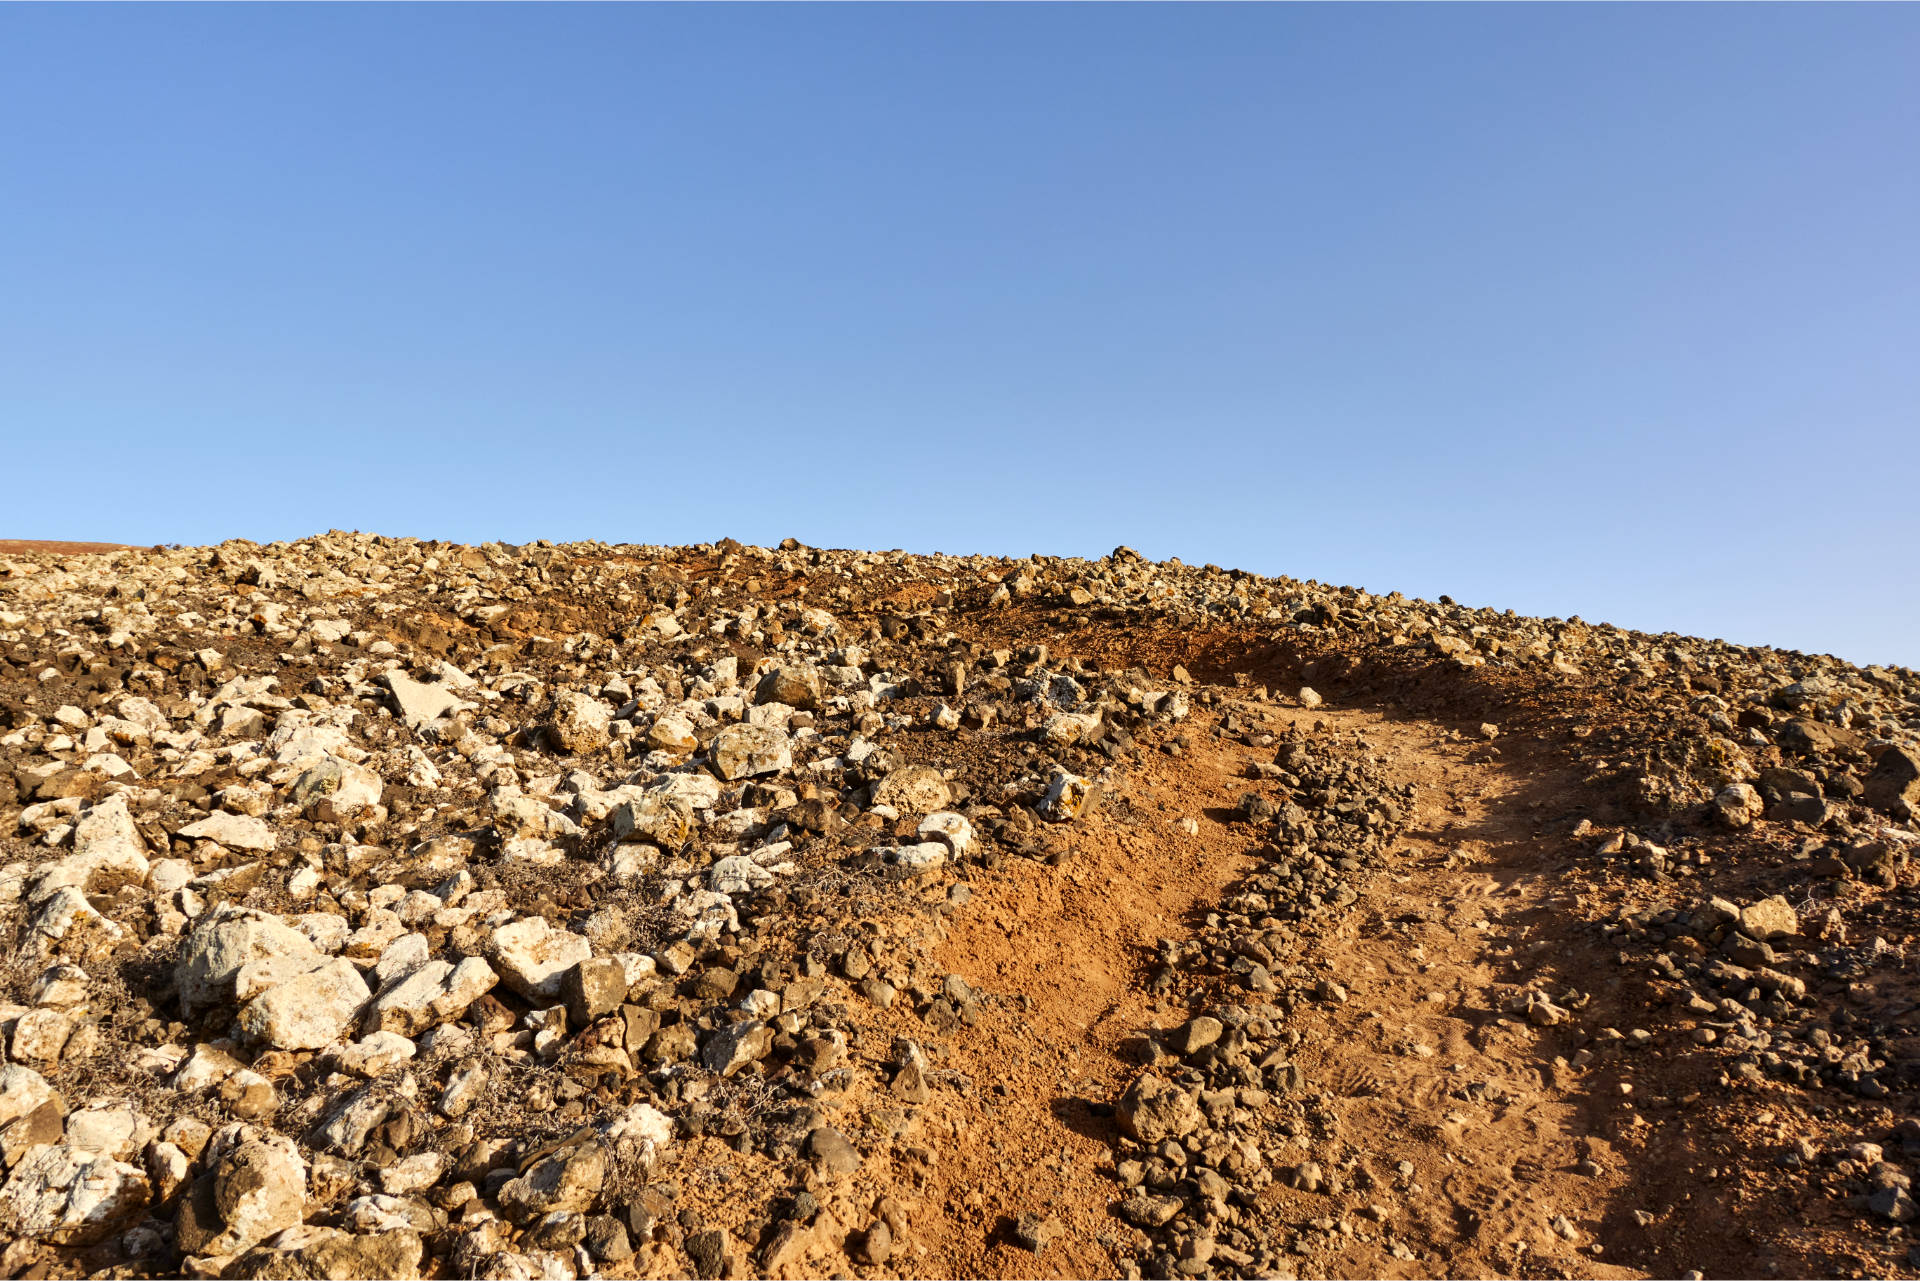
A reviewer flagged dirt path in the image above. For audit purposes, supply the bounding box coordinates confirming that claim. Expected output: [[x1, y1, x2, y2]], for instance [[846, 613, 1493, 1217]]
[[5, 539, 1907, 1281], [910, 699, 1664, 1279], [1264, 714, 1648, 1280], [915, 734, 1266, 1278]]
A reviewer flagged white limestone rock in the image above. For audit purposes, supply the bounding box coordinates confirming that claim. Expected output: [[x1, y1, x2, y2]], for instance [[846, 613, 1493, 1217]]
[[383, 670, 474, 734], [710, 724, 792, 781], [177, 811, 277, 852], [0, 1143, 150, 1244], [176, 905, 319, 1013], [917, 812, 975, 859], [288, 757, 384, 821], [364, 957, 499, 1037], [0, 1065, 61, 1129], [872, 765, 952, 814], [486, 919, 591, 1002], [237, 958, 371, 1051], [548, 691, 613, 755]]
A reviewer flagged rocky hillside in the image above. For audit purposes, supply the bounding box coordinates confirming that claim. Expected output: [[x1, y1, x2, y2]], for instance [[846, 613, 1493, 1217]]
[[0, 533, 1915, 1280]]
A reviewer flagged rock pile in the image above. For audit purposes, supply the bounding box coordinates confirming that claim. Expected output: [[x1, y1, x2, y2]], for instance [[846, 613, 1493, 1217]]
[[1107, 728, 1416, 1279], [0, 535, 1198, 1277], [0, 532, 1913, 1279]]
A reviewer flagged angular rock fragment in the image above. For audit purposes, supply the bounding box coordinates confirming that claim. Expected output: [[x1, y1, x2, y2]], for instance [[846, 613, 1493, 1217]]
[[756, 662, 823, 710], [178, 1129, 306, 1256], [873, 764, 952, 814], [288, 757, 383, 820], [364, 958, 499, 1037], [383, 671, 473, 734], [237, 957, 370, 1050], [549, 690, 613, 755], [177, 906, 321, 1012], [710, 723, 792, 781], [177, 810, 278, 852], [878, 842, 947, 876], [228, 1225, 425, 1280], [498, 1140, 607, 1224], [487, 918, 593, 1002], [917, 811, 974, 858], [1117, 1072, 1203, 1143], [1039, 769, 1092, 822], [0, 1144, 149, 1244], [562, 957, 629, 1028], [1739, 895, 1800, 942], [700, 1020, 773, 1076], [1714, 781, 1764, 828], [1866, 746, 1920, 819]]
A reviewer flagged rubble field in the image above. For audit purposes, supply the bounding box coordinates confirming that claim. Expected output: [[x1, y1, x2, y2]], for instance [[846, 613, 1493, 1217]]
[[0, 532, 1916, 1281]]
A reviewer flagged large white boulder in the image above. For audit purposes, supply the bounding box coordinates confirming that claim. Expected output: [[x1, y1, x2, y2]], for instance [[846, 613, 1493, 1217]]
[[486, 918, 592, 1002], [710, 724, 792, 781], [176, 905, 320, 1013], [0, 1144, 149, 1244], [237, 958, 371, 1050]]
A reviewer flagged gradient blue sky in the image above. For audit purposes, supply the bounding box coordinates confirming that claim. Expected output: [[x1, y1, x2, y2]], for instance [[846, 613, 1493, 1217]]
[[4, 6, 1916, 666]]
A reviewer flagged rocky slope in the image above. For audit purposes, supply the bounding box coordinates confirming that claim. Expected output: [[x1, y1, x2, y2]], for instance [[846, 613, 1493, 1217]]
[[0, 532, 1915, 1280]]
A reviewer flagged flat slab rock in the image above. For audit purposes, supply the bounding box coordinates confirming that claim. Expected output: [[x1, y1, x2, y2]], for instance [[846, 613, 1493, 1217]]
[[176, 811, 278, 852], [0, 1144, 150, 1244]]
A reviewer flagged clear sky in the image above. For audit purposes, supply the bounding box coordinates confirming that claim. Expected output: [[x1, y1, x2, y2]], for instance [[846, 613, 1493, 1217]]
[[4, 7, 1916, 667]]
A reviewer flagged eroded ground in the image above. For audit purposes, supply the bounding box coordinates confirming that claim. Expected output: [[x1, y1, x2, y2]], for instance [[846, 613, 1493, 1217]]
[[0, 535, 1916, 1280]]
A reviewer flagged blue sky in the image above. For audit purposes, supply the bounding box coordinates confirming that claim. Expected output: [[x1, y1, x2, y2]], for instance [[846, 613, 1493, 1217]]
[[3, 6, 1916, 666]]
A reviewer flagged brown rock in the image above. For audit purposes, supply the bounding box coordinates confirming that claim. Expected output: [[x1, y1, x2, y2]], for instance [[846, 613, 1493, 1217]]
[[805, 1127, 861, 1175], [1866, 747, 1920, 819], [1117, 1072, 1203, 1144]]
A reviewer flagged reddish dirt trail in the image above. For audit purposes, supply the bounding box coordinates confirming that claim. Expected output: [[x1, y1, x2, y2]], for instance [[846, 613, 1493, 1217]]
[[1251, 711, 1648, 1280], [915, 734, 1268, 1278], [910, 698, 1674, 1280], [2, 537, 1908, 1281]]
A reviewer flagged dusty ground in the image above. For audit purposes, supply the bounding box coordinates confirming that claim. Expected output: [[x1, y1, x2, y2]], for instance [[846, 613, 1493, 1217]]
[[903, 663, 1915, 1280], [0, 535, 1915, 1280]]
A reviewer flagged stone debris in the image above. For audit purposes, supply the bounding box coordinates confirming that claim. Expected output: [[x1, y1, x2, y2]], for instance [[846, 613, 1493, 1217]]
[[546, 689, 613, 756], [486, 917, 592, 1003], [235, 956, 370, 1050], [363, 956, 499, 1037], [176, 906, 323, 1013], [288, 756, 383, 821], [873, 764, 953, 814], [0, 1144, 150, 1245], [0, 532, 1911, 1280], [709, 723, 792, 781], [381, 670, 471, 734], [176, 811, 278, 852], [176, 1127, 307, 1256]]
